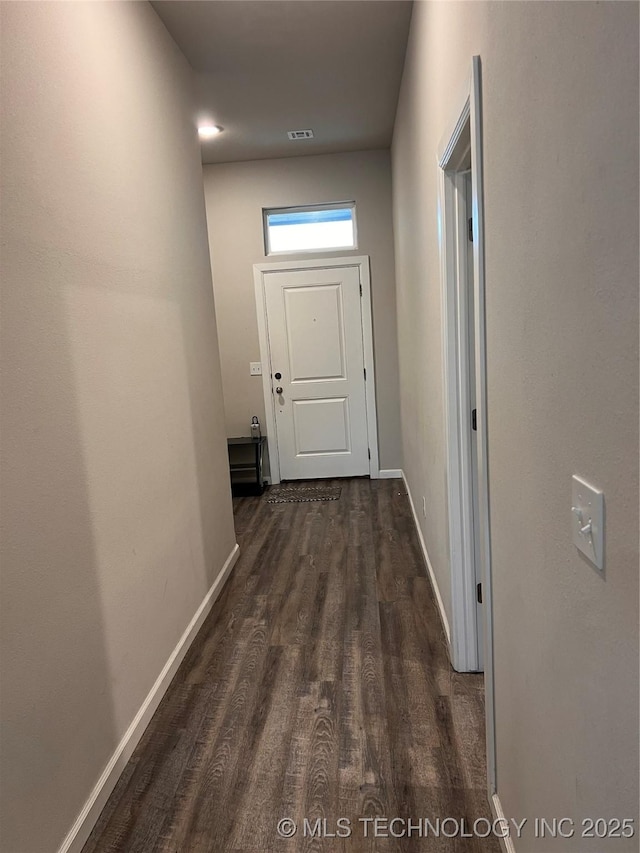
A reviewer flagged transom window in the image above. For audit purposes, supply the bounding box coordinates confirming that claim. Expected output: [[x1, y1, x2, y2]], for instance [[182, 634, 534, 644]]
[[263, 202, 357, 255]]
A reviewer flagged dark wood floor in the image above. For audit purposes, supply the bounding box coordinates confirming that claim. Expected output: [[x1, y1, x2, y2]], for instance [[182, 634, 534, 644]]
[[83, 478, 497, 853]]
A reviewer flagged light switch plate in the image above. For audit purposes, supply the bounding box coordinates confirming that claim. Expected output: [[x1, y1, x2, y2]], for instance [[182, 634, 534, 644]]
[[571, 475, 604, 572], [250, 362, 262, 376]]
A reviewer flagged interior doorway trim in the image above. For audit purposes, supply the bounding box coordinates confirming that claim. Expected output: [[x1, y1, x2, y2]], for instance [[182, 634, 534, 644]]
[[436, 56, 496, 795], [253, 255, 379, 484]]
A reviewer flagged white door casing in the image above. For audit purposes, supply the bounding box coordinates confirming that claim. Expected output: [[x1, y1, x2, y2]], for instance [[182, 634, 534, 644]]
[[254, 257, 379, 483], [437, 57, 496, 796]]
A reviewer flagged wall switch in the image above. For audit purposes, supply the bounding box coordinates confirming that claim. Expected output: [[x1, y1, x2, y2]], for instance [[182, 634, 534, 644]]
[[250, 362, 262, 376], [571, 475, 604, 572]]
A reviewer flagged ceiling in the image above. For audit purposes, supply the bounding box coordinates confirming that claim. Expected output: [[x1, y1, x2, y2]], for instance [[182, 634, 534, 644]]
[[151, 1, 413, 165]]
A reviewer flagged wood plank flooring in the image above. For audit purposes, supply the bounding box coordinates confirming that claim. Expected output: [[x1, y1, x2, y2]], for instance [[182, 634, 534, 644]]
[[83, 478, 498, 853]]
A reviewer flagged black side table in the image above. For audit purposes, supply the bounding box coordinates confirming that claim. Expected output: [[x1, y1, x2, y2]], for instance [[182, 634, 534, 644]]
[[227, 436, 266, 496]]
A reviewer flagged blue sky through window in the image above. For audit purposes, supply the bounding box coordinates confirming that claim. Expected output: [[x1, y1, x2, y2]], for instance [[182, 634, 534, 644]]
[[265, 204, 356, 254]]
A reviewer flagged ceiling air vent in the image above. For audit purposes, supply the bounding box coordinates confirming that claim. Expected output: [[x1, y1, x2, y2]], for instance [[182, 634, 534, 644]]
[[287, 129, 314, 140]]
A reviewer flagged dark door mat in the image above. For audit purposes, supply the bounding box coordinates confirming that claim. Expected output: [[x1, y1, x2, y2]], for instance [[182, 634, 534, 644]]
[[264, 483, 342, 503]]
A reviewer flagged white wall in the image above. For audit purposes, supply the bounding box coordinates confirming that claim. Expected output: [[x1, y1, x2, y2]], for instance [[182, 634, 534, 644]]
[[203, 150, 402, 471], [392, 1, 638, 849], [0, 3, 236, 851]]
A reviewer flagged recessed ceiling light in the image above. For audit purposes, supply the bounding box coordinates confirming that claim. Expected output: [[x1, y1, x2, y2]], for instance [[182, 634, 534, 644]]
[[198, 124, 223, 139]]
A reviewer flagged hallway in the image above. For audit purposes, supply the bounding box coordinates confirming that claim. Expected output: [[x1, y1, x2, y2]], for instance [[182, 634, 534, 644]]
[[83, 479, 496, 852]]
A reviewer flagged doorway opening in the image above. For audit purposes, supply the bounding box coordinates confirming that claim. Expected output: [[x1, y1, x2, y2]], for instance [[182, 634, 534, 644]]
[[437, 57, 497, 801]]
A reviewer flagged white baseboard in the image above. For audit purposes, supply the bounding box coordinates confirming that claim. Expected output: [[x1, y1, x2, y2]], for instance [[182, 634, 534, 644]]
[[490, 791, 517, 853], [400, 471, 451, 643], [378, 468, 403, 479], [57, 543, 240, 853]]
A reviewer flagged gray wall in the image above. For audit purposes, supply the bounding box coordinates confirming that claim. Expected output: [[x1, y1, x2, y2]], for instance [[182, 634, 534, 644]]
[[0, 3, 236, 851], [392, 1, 638, 848], [203, 149, 402, 471]]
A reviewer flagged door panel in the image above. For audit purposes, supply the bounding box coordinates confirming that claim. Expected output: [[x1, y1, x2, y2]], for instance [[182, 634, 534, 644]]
[[264, 265, 369, 480], [292, 397, 350, 455], [284, 285, 346, 382], [465, 171, 484, 670]]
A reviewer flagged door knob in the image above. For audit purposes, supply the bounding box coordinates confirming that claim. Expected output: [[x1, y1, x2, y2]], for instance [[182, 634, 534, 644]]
[[275, 386, 283, 395]]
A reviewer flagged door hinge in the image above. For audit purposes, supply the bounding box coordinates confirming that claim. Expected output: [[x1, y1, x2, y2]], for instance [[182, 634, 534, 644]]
[[368, 447, 371, 460], [468, 217, 473, 242], [359, 282, 363, 297], [471, 408, 477, 431], [363, 367, 367, 381], [477, 583, 483, 604]]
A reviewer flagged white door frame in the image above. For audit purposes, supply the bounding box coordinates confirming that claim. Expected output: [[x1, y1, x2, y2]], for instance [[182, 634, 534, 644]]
[[437, 57, 496, 796], [253, 255, 380, 484]]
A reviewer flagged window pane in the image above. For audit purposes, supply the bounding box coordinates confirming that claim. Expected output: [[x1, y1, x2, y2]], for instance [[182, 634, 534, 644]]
[[265, 205, 355, 254]]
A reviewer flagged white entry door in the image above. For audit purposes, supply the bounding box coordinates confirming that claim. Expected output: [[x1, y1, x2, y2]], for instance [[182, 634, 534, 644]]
[[263, 265, 370, 480]]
